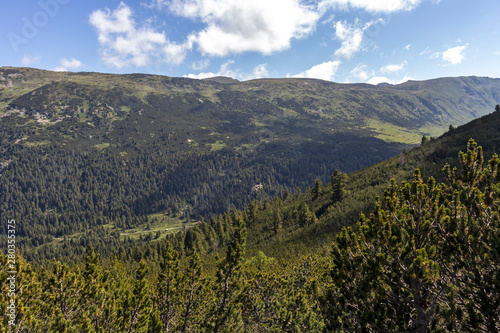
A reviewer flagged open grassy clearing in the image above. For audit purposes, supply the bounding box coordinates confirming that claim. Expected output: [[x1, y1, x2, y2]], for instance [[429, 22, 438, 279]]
[[46, 213, 198, 249]]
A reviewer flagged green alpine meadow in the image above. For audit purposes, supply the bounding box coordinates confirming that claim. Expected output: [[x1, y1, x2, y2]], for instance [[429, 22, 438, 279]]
[[1, 67, 500, 331]]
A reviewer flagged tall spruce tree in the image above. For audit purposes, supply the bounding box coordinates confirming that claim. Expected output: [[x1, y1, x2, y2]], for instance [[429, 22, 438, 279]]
[[330, 169, 347, 204]]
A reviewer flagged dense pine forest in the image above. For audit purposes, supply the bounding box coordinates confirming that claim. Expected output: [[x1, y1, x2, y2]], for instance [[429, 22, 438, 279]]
[[2, 68, 500, 262], [1, 67, 500, 331], [1, 135, 499, 331], [1, 109, 500, 331]]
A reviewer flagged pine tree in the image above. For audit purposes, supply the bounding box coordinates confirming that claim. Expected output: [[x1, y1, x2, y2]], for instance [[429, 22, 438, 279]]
[[298, 202, 317, 227], [324, 139, 500, 331], [207, 217, 247, 332], [440, 139, 500, 331], [330, 169, 347, 204], [312, 179, 322, 200], [156, 242, 180, 332], [40, 260, 82, 331], [120, 260, 152, 333], [326, 171, 446, 331], [178, 249, 207, 333], [272, 207, 283, 236], [78, 245, 117, 331], [0, 252, 43, 332]]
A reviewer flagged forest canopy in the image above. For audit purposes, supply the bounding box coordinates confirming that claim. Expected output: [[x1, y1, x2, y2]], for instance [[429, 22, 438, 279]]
[[1, 139, 499, 332]]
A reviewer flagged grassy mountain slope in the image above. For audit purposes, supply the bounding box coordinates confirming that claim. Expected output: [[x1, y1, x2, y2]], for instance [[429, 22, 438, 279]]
[[1, 67, 499, 148]]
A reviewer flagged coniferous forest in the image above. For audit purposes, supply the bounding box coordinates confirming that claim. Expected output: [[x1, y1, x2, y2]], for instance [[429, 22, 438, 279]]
[[0, 68, 500, 331], [1, 137, 499, 332]]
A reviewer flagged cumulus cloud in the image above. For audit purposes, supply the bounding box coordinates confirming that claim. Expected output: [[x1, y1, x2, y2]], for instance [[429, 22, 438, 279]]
[[380, 61, 407, 73], [163, 36, 196, 65], [421, 44, 467, 65], [251, 64, 270, 79], [319, 0, 421, 13], [168, 0, 320, 57], [89, 2, 192, 68], [22, 55, 41, 66], [53, 58, 84, 72], [333, 19, 377, 59], [366, 75, 413, 85], [349, 63, 374, 81], [185, 61, 270, 81], [441, 45, 467, 65], [184, 60, 238, 79], [290, 60, 341, 81], [192, 59, 210, 71]]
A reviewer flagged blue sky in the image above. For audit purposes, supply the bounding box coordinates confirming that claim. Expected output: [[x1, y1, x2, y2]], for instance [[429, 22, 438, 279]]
[[2, 0, 500, 84]]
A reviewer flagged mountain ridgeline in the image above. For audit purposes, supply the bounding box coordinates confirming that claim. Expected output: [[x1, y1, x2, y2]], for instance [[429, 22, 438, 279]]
[[0, 67, 500, 261]]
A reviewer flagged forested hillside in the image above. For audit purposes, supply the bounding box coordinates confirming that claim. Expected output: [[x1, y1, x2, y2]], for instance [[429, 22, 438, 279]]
[[2, 117, 499, 331], [130, 105, 500, 262], [1, 67, 500, 261]]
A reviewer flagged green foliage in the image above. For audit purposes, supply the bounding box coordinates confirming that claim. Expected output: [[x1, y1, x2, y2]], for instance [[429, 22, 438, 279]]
[[330, 169, 348, 204], [119, 260, 153, 332], [297, 202, 318, 227], [245, 251, 275, 270], [3, 68, 500, 263], [1, 139, 499, 332], [323, 139, 500, 332], [312, 179, 322, 200], [207, 217, 247, 332], [2, 68, 500, 330]]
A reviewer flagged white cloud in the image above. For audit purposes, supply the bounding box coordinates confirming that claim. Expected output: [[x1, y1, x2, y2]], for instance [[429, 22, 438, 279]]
[[22, 55, 41, 66], [186, 62, 270, 81], [403, 44, 411, 50], [192, 59, 210, 71], [442, 45, 467, 65], [380, 61, 407, 73], [349, 63, 374, 81], [163, 36, 196, 65], [185, 71, 219, 80], [420, 46, 441, 60], [141, 0, 168, 9], [333, 19, 378, 59], [89, 2, 192, 68], [319, 0, 422, 13], [290, 60, 341, 81], [250, 64, 270, 79], [184, 60, 238, 79], [53, 58, 84, 72], [168, 0, 320, 57], [366, 75, 413, 85], [420, 46, 431, 56]]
